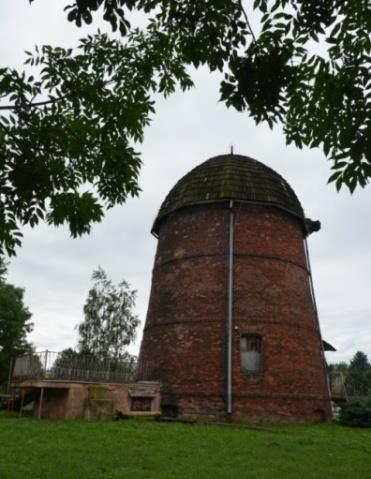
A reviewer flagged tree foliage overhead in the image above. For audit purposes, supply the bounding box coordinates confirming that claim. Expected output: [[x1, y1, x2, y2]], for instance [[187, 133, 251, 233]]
[[0, 0, 369, 254], [77, 267, 139, 360], [0, 259, 33, 385]]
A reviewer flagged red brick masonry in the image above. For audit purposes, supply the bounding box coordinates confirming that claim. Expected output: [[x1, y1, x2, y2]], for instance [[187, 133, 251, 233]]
[[138, 203, 332, 423]]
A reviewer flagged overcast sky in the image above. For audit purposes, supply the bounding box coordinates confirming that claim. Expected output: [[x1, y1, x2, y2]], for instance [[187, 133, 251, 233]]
[[1, 1, 370, 363]]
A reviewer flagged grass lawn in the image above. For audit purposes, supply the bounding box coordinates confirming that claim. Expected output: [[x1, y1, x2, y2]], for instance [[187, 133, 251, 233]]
[[0, 415, 370, 479]]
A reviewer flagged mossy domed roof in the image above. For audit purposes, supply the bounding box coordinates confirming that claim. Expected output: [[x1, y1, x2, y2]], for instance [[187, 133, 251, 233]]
[[152, 154, 305, 235]]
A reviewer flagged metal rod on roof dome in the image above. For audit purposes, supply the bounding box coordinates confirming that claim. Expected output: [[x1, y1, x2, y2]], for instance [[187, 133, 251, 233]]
[[227, 200, 234, 415]]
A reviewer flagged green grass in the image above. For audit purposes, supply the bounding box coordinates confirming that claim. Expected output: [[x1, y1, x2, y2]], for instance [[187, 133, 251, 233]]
[[0, 415, 370, 479]]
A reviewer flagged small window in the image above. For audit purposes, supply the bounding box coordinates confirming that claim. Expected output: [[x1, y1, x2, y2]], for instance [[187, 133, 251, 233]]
[[240, 334, 263, 375], [131, 397, 152, 411]]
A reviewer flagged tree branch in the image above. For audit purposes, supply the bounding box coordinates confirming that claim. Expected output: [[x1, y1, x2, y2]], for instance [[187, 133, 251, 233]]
[[0, 95, 68, 111], [238, 0, 257, 43], [0, 76, 115, 111]]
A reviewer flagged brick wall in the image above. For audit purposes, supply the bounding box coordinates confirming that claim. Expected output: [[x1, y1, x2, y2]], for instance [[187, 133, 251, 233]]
[[138, 202, 332, 423], [30, 381, 161, 419]]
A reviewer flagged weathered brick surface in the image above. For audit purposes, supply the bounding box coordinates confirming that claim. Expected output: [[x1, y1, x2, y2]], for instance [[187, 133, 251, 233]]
[[138, 203, 332, 423], [29, 380, 161, 419]]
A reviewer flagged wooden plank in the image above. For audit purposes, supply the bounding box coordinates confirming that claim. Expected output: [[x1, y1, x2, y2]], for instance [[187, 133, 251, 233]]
[[38, 387, 44, 419]]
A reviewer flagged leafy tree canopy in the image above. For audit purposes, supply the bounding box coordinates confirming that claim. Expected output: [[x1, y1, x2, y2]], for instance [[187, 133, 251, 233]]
[[349, 351, 371, 373], [77, 267, 139, 360], [0, 259, 33, 385], [327, 361, 349, 375], [0, 0, 369, 255], [331, 351, 371, 398]]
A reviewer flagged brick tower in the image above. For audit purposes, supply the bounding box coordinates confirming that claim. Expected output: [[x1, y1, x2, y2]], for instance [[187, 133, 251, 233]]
[[138, 154, 332, 423]]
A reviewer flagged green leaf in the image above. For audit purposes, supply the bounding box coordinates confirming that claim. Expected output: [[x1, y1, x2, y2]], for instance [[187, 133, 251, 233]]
[[328, 171, 341, 183]]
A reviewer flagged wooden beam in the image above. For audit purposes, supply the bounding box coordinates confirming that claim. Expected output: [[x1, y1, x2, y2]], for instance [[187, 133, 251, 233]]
[[19, 390, 25, 418], [38, 387, 44, 420]]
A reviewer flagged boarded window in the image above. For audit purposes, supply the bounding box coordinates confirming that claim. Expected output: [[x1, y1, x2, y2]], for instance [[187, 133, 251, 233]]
[[240, 335, 262, 375], [131, 397, 152, 411]]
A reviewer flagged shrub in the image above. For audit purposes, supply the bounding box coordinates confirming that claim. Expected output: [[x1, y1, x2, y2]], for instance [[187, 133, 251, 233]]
[[340, 397, 371, 428]]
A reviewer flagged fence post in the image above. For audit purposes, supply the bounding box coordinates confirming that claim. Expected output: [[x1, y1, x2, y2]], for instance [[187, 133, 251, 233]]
[[44, 350, 48, 377], [38, 388, 44, 419], [107, 358, 111, 382], [7, 358, 13, 393], [19, 390, 25, 418]]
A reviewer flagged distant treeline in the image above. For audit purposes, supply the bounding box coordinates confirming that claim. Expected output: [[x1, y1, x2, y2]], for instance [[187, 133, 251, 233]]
[[329, 351, 371, 397]]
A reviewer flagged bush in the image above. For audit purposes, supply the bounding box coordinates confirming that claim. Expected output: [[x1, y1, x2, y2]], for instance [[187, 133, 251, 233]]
[[340, 397, 371, 427]]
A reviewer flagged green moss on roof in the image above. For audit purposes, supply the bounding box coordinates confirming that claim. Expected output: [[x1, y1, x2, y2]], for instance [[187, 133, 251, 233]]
[[152, 154, 305, 235]]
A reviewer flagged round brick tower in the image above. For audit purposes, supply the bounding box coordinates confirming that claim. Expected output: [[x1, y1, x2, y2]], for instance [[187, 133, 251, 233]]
[[138, 154, 332, 423]]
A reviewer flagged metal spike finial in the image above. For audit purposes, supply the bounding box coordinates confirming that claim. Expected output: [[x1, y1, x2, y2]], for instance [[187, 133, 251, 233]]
[[230, 144, 234, 155]]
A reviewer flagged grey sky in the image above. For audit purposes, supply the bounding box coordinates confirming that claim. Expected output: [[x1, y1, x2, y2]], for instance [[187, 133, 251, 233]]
[[1, 1, 370, 363]]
